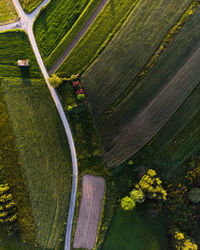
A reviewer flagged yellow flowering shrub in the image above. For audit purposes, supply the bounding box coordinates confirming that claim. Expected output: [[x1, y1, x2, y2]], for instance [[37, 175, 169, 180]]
[[0, 184, 9, 196], [175, 232, 184, 240], [173, 230, 198, 250], [121, 196, 136, 211], [0, 184, 17, 224], [130, 189, 145, 203], [136, 169, 167, 200], [185, 163, 200, 182]]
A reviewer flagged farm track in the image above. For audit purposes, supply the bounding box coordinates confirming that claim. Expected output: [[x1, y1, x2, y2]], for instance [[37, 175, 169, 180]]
[[73, 175, 105, 249], [49, 0, 109, 74], [103, 46, 200, 167]]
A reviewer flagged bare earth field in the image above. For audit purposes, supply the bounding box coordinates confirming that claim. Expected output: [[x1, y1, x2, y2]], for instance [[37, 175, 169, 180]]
[[103, 46, 200, 167], [73, 175, 105, 249]]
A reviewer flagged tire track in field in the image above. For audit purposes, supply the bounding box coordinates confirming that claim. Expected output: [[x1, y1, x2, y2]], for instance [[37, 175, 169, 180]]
[[103, 46, 200, 167], [49, 0, 109, 74]]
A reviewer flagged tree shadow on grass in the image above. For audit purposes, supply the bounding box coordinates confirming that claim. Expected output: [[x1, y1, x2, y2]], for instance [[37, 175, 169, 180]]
[[20, 67, 31, 86]]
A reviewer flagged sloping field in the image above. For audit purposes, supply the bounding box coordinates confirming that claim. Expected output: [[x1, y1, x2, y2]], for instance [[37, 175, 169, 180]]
[[103, 207, 170, 250], [0, 31, 72, 248], [34, 0, 90, 60], [57, 0, 140, 77], [83, 7, 200, 167], [83, 0, 192, 117], [46, 0, 103, 71], [0, 0, 18, 24], [19, 0, 43, 13], [73, 175, 105, 249], [102, 48, 200, 166], [138, 82, 200, 172]]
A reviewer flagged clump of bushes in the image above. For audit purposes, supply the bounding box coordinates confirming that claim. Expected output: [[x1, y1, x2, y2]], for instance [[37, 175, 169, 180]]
[[0, 184, 17, 225], [135, 169, 167, 200], [170, 227, 198, 250], [121, 169, 167, 211], [48, 74, 63, 88]]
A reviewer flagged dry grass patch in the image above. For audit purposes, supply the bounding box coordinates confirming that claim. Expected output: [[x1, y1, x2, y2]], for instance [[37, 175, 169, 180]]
[[73, 174, 105, 249], [0, 0, 18, 24]]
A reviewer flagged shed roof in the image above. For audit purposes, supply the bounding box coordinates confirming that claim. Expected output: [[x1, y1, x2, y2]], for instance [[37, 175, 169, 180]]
[[17, 60, 29, 66]]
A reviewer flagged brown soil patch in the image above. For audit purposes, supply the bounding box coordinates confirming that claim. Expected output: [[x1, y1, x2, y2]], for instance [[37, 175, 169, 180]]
[[73, 174, 105, 249]]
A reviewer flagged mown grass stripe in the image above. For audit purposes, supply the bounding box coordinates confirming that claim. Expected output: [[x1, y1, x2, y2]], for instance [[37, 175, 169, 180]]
[[46, 0, 103, 71], [103, 0, 200, 116], [57, 0, 140, 77]]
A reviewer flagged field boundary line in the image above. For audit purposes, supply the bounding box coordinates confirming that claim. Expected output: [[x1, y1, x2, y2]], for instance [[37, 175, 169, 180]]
[[49, 0, 109, 74], [103, 0, 200, 116]]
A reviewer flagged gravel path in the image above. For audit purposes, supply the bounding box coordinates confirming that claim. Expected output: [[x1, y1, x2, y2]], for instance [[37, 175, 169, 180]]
[[49, 0, 109, 74]]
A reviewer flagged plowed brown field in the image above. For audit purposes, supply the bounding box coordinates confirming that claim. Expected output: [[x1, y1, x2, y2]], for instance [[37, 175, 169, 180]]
[[73, 175, 105, 249]]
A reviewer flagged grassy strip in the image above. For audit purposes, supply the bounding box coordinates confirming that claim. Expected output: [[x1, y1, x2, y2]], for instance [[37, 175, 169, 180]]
[[0, 0, 18, 24], [57, 0, 139, 77], [0, 88, 35, 244], [104, 0, 200, 115], [0, 31, 72, 249], [57, 82, 110, 248], [19, 0, 43, 13], [46, 0, 102, 71], [34, 0, 90, 59]]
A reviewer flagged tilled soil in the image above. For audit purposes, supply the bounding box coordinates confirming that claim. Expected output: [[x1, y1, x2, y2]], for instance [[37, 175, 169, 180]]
[[73, 174, 105, 249]]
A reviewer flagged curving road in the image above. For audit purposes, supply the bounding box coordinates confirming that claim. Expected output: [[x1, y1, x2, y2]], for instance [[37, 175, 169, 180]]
[[0, 1, 78, 249]]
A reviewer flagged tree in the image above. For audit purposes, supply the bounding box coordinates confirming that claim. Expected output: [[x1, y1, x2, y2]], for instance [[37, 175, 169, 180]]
[[77, 93, 85, 101], [48, 74, 62, 88], [121, 196, 136, 211], [130, 189, 145, 203]]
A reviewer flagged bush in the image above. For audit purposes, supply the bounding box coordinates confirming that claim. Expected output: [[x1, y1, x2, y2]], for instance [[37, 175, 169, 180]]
[[128, 160, 133, 165], [135, 169, 167, 200], [188, 188, 200, 203], [48, 74, 62, 88], [77, 93, 85, 101], [67, 105, 73, 112], [130, 189, 145, 203], [121, 196, 136, 211], [170, 228, 198, 250]]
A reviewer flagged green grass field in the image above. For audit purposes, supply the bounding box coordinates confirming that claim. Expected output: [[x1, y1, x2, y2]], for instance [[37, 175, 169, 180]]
[[46, 0, 102, 71], [0, 31, 72, 249], [57, 0, 140, 77], [34, 0, 90, 60], [19, 0, 43, 13], [103, 206, 171, 250], [0, 30, 41, 79], [0, 0, 18, 24]]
